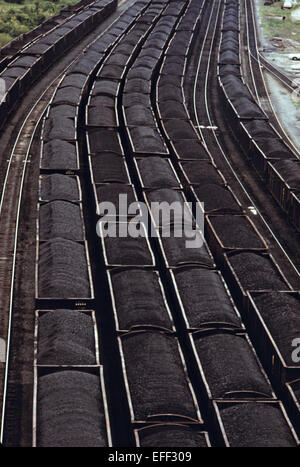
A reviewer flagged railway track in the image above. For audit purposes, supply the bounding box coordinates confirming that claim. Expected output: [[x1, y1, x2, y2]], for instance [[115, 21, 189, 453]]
[[1, 0, 300, 447], [243, 0, 299, 157]]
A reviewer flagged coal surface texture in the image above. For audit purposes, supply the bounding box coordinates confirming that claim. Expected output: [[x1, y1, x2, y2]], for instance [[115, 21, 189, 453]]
[[38, 310, 96, 365], [121, 331, 198, 422], [37, 370, 107, 446]]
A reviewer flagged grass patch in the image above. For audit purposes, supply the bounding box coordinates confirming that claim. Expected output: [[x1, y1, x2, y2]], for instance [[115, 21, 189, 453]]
[[0, 0, 79, 46], [259, 2, 300, 43]]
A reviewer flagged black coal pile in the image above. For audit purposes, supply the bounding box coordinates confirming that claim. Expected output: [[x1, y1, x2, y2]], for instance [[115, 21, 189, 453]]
[[180, 161, 223, 185], [253, 292, 300, 364], [231, 97, 265, 119], [39, 201, 84, 241], [193, 184, 241, 213], [124, 104, 155, 127], [40, 174, 80, 201], [163, 120, 197, 141], [103, 232, 153, 266], [121, 331, 198, 421], [37, 370, 107, 446], [110, 269, 173, 331], [52, 86, 81, 106], [158, 100, 188, 119], [38, 238, 90, 298], [173, 268, 242, 329], [146, 189, 185, 225], [219, 402, 296, 447], [159, 226, 214, 268], [242, 120, 277, 139], [61, 73, 87, 89], [128, 127, 167, 154], [139, 425, 209, 447], [48, 104, 77, 120], [209, 215, 265, 249], [124, 77, 151, 94], [87, 128, 123, 154], [218, 64, 241, 77], [41, 139, 78, 170], [88, 103, 118, 127], [228, 252, 289, 291], [38, 310, 96, 365], [172, 139, 210, 160], [96, 184, 136, 215], [137, 158, 179, 188], [93, 79, 119, 97], [91, 153, 129, 183], [272, 160, 300, 191], [255, 138, 291, 159], [193, 332, 272, 398]]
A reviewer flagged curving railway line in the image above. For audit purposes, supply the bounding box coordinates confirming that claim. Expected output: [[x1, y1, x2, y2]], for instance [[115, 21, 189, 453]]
[[0, 0, 300, 448]]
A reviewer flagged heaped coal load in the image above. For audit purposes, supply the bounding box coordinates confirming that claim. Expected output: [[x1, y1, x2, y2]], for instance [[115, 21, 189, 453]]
[[102, 231, 154, 266], [38, 238, 91, 298], [227, 252, 289, 292], [38, 310, 96, 365], [137, 425, 210, 447], [120, 331, 199, 422], [193, 331, 273, 399], [37, 370, 108, 446], [90, 153, 129, 184], [39, 201, 84, 241], [173, 268, 242, 329], [208, 215, 266, 250], [218, 402, 297, 447], [159, 225, 214, 268], [110, 269, 173, 331], [41, 140, 78, 171], [252, 292, 300, 365], [137, 157, 180, 188], [40, 174, 80, 202]]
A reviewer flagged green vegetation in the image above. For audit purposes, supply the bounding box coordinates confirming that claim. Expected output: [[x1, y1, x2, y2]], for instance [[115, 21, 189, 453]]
[[0, 0, 79, 46], [259, 2, 300, 43]]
